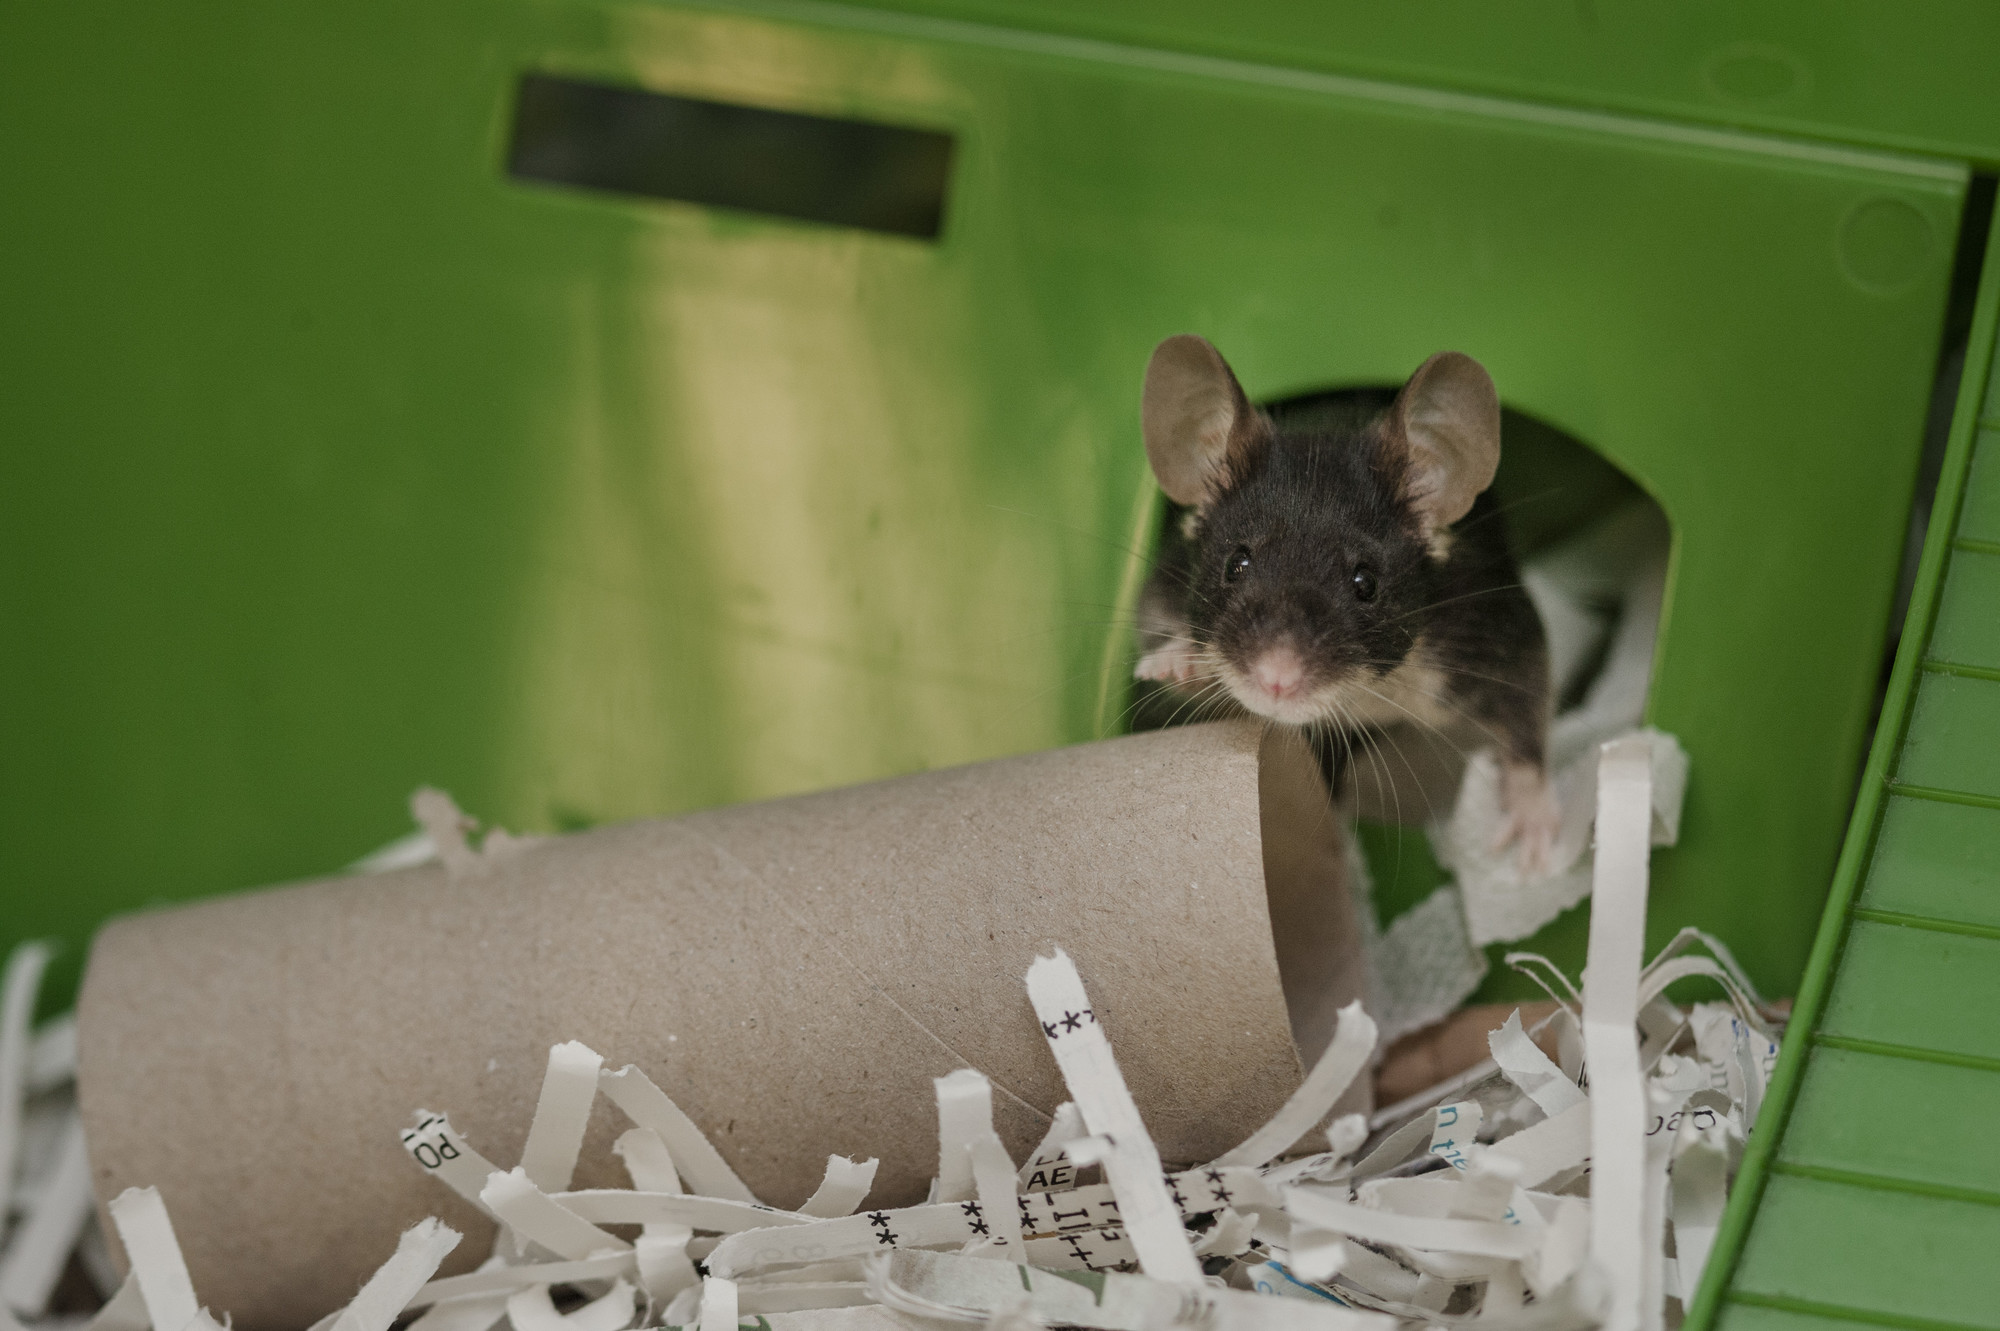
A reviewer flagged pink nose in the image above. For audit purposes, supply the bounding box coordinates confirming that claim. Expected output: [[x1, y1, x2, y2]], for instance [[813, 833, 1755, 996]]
[[1249, 647, 1306, 700]]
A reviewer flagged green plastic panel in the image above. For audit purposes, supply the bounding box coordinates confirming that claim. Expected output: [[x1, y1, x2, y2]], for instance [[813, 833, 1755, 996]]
[[1784, 1046, 2000, 1198], [1818, 922, 2000, 1063], [1861, 796, 2000, 931], [1696, 210, 2000, 1330], [1733, 1175, 2000, 1329], [0, 1, 1966, 1015], [822, 0, 2000, 165], [1715, 1306, 1883, 1331], [1897, 674, 2000, 798], [1963, 434, 2000, 542], [1928, 552, 2000, 667]]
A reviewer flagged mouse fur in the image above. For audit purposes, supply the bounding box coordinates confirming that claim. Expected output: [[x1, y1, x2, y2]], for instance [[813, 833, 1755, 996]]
[[1133, 335, 1560, 870]]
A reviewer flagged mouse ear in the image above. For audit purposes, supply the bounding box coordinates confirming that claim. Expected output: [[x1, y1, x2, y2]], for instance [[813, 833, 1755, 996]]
[[1387, 351, 1501, 533], [1142, 335, 1269, 507]]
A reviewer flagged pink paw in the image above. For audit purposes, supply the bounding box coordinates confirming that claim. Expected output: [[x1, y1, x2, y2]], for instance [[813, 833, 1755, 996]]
[[1135, 640, 1202, 685], [1493, 762, 1562, 876]]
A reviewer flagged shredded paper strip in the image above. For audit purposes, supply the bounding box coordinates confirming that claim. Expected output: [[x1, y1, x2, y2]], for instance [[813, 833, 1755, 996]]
[[0, 730, 1781, 1331]]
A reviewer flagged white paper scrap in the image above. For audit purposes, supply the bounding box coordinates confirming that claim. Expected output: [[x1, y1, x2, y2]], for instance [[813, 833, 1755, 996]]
[[0, 1113, 94, 1316], [520, 1042, 604, 1194], [634, 1230, 700, 1311], [1484, 1099, 1592, 1190], [410, 1254, 637, 1309], [506, 1281, 634, 1331], [966, 1134, 1023, 1251], [410, 789, 479, 874], [1489, 1009, 1588, 1119], [105, 1187, 200, 1331], [599, 1066, 760, 1204], [873, 1248, 1391, 1331], [479, 1169, 631, 1259], [1024, 951, 1200, 1285], [567, 1280, 636, 1331], [1286, 1189, 1534, 1261], [404, 1293, 507, 1331], [799, 1157, 879, 1219], [1582, 734, 1655, 1331], [931, 1070, 993, 1205], [1668, 1120, 1729, 1306], [705, 1167, 1268, 1278], [613, 1128, 681, 1195], [1427, 1100, 1482, 1173], [1016, 1101, 1084, 1193], [1211, 1002, 1376, 1168], [551, 1190, 804, 1232], [328, 1219, 460, 1331], [24, 1015, 75, 1099], [0, 944, 52, 1228], [609, 1128, 705, 1308], [402, 1113, 505, 1217], [75, 1275, 149, 1331], [735, 1281, 873, 1314], [697, 1277, 738, 1331]]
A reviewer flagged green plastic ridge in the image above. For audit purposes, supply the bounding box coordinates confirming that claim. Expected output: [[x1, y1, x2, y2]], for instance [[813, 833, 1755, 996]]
[[679, 0, 1969, 181], [1849, 906, 2000, 942], [1881, 781, 2000, 812], [1767, 1161, 2000, 1211], [1684, 203, 2000, 1330], [1730, 1292, 1993, 1331], [1920, 659, 2000, 683], [1812, 1033, 2000, 1076]]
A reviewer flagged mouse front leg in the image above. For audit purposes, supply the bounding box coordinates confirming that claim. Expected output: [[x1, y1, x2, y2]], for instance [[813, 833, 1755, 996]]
[[1133, 561, 1207, 688], [1135, 637, 1203, 685], [1493, 758, 1562, 876]]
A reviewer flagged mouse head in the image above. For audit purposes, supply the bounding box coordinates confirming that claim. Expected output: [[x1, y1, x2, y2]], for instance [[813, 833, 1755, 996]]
[[1141, 334, 1501, 725]]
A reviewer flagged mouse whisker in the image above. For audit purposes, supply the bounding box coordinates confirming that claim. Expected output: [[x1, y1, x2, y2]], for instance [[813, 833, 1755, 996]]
[[1377, 582, 1531, 627], [982, 502, 1164, 570], [1346, 704, 1432, 829], [1400, 659, 1545, 698], [1343, 679, 1487, 770], [1334, 704, 1402, 834]]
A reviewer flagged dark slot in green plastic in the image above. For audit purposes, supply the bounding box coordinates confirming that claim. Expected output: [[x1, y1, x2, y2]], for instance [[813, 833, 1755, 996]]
[[507, 73, 954, 239]]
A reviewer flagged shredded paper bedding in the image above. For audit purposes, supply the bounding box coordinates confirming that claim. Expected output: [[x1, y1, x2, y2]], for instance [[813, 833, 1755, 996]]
[[0, 729, 1782, 1331]]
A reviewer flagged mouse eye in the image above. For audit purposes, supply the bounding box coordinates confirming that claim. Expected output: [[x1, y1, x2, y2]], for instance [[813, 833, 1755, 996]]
[[1225, 546, 1252, 584], [1351, 565, 1378, 602]]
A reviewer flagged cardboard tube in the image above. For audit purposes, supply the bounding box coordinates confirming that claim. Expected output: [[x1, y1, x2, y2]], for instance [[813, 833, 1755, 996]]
[[77, 721, 1365, 1329]]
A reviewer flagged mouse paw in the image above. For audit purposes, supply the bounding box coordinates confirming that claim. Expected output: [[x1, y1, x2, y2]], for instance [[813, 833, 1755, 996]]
[[1492, 762, 1562, 877], [1135, 640, 1202, 686]]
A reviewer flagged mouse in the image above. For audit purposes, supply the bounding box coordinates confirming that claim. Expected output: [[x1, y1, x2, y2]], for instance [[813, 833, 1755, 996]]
[[1132, 334, 1560, 872]]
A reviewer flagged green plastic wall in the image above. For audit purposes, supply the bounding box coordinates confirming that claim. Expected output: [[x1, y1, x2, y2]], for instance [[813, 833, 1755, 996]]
[[819, 0, 2000, 165], [0, 0, 1969, 1011]]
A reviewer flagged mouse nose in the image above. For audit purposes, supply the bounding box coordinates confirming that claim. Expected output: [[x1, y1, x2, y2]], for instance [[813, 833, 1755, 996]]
[[1249, 646, 1307, 701]]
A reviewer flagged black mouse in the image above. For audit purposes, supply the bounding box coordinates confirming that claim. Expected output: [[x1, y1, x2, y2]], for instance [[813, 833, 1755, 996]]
[[1133, 335, 1559, 870]]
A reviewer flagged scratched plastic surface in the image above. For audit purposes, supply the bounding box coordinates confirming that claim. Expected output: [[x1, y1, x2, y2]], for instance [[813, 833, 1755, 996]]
[[1699, 214, 2000, 1330]]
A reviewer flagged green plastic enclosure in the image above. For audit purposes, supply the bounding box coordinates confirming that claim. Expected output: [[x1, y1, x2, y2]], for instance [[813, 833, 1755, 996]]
[[2, 2, 1997, 1320], [1688, 206, 2000, 1331]]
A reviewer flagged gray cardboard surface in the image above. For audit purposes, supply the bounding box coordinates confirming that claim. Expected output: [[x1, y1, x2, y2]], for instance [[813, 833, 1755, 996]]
[[77, 721, 1364, 1329]]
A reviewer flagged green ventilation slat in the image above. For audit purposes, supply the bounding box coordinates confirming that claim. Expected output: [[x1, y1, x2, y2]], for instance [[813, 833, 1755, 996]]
[[1896, 673, 2000, 796], [1780, 1045, 2000, 1197], [1818, 921, 2000, 1061], [1717, 1303, 1923, 1331], [1960, 433, 2000, 542], [1929, 551, 2000, 667], [1712, 1303, 1944, 1331], [1731, 1175, 2000, 1331], [1859, 796, 2000, 930]]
